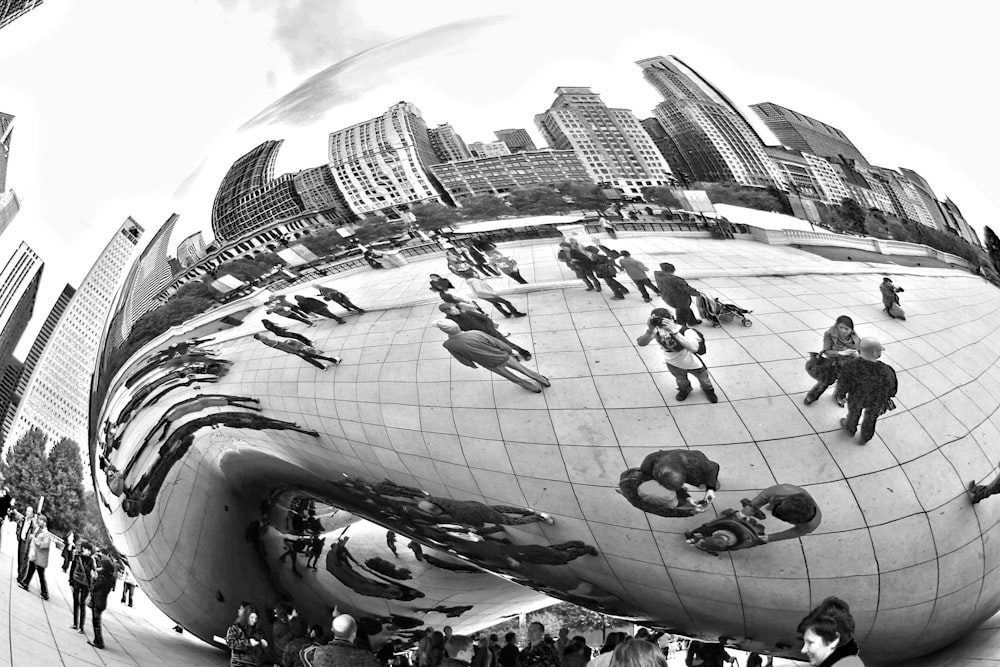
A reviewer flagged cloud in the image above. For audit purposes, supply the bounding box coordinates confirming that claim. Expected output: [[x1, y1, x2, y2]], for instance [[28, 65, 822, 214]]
[[239, 16, 502, 131]]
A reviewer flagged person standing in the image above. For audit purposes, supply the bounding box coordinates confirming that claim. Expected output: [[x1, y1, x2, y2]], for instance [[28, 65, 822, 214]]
[[436, 321, 549, 393], [802, 315, 860, 406], [654, 263, 702, 326], [466, 276, 527, 318], [568, 240, 601, 292], [0, 487, 11, 549], [600, 216, 617, 239], [438, 303, 532, 359], [429, 273, 456, 294], [444, 636, 477, 667], [797, 597, 865, 667], [586, 246, 628, 299], [637, 308, 717, 403], [61, 530, 76, 572], [15, 505, 36, 580], [740, 484, 822, 543], [499, 633, 519, 667], [254, 333, 341, 370], [316, 285, 366, 314], [557, 242, 596, 291], [488, 250, 528, 284], [262, 318, 314, 346], [68, 540, 95, 632], [468, 245, 500, 276], [836, 337, 897, 445], [267, 302, 315, 327], [18, 514, 53, 600], [517, 622, 560, 667], [386, 530, 398, 558], [618, 250, 661, 302], [120, 563, 137, 607], [88, 555, 117, 649], [226, 602, 268, 666], [294, 295, 347, 324], [302, 614, 380, 667]]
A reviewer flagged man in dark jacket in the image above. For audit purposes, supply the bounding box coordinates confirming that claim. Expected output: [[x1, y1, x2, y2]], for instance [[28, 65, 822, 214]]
[[438, 303, 531, 359], [653, 263, 702, 326], [436, 321, 548, 393], [88, 555, 116, 649], [316, 285, 365, 314], [302, 614, 379, 667], [585, 246, 628, 298], [294, 295, 347, 324], [565, 241, 600, 291], [836, 337, 897, 444], [262, 318, 314, 346]]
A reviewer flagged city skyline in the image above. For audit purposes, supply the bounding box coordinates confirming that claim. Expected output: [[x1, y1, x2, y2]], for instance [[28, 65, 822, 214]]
[[0, 0, 995, 355]]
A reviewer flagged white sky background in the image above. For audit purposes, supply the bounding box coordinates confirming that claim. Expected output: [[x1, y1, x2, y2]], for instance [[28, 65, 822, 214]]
[[0, 0, 996, 356]]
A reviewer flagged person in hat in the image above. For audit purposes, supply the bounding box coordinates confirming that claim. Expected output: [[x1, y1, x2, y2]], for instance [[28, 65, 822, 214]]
[[637, 308, 716, 402], [835, 337, 897, 444]]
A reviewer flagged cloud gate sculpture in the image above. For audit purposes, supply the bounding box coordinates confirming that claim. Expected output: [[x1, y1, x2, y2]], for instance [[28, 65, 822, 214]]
[[90, 239, 1000, 664]]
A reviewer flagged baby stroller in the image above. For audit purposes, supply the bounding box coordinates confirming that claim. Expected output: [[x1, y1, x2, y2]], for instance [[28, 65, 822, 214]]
[[697, 293, 753, 327]]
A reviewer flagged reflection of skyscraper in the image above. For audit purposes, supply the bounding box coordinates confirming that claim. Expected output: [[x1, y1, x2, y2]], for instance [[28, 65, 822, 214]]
[[8, 219, 141, 449], [176, 231, 207, 269], [637, 56, 782, 188], [1, 283, 73, 445], [0, 112, 13, 192], [494, 128, 537, 154], [110, 214, 179, 346], [751, 102, 870, 167], [291, 165, 355, 219], [0, 0, 44, 30], [428, 124, 471, 162], [0, 190, 20, 237], [0, 241, 42, 383]]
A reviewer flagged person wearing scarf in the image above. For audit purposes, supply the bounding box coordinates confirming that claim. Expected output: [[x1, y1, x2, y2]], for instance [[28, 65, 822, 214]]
[[797, 597, 865, 667], [803, 315, 860, 406]]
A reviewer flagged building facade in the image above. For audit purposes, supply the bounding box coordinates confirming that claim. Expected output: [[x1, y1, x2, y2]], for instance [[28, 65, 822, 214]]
[[176, 231, 207, 269], [428, 150, 591, 201], [427, 123, 472, 162], [0, 111, 12, 193], [866, 166, 939, 229], [0, 189, 19, 236], [0, 0, 42, 31], [7, 219, 141, 449], [637, 56, 782, 189], [468, 141, 511, 159], [750, 102, 870, 167], [110, 214, 179, 346], [1, 283, 74, 444], [291, 165, 354, 218], [900, 167, 948, 230], [535, 87, 673, 197], [328, 101, 447, 218], [0, 242, 42, 392], [763, 146, 824, 201], [939, 197, 981, 247], [494, 128, 537, 153]]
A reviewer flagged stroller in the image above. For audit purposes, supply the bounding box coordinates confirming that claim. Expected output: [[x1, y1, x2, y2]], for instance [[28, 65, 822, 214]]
[[697, 293, 753, 327]]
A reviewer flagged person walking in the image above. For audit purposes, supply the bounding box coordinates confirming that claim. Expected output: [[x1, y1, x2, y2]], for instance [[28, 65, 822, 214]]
[[447, 250, 479, 279], [253, 333, 341, 369], [436, 321, 549, 393], [803, 315, 860, 406], [797, 597, 865, 667], [262, 318, 314, 346], [267, 302, 314, 327], [294, 295, 347, 324], [637, 308, 717, 403], [88, 554, 117, 649], [429, 273, 456, 293], [467, 245, 500, 276], [586, 246, 628, 299], [15, 505, 36, 580], [880, 277, 905, 319], [466, 276, 526, 318], [61, 530, 76, 572], [568, 240, 601, 292], [316, 285, 365, 313], [488, 250, 528, 284], [836, 337, 897, 445], [438, 303, 532, 359], [618, 250, 661, 302], [600, 216, 617, 239], [18, 514, 53, 600], [120, 563, 136, 607], [654, 263, 702, 326], [68, 540, 94, 632], [557, 242, 596, 291]]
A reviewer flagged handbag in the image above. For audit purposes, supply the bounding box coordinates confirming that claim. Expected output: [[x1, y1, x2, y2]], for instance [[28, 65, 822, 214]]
[[805, 353, 830, 381]]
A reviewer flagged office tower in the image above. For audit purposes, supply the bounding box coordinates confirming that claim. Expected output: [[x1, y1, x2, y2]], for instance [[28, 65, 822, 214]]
[[637, 56, 782, 188], [176, 231, 207, 269], [0, 189, 19, 236], [535, 87, 673, 197], [291, 165, 355, 219], [939, 197, 981, 247], [109, 214, 179, 346], [428, 124, 472, 162], [494, 128, 537, 153], [0, 359, 22, 434], [328, 101, 447, 218], [751, 102, 870, 167], [763, 146, 824, 201], [429, 150, 591, 201], [0, 0, 43, 30], [900, 168, 948, 230], [0, 111, 12, 192], [866, 166, 938, 229], [801, 153, 851, 205], [1, 283, 73, 444], [7, 219, 141, 449], [211, 140, 305, 243], [0, 242, 42, 385], [468, 141, 511, 159]]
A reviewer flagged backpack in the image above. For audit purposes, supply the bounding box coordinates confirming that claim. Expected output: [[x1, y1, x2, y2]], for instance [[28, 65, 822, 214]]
[[72, 555, 91, 587], [681, 326, 707, 356]]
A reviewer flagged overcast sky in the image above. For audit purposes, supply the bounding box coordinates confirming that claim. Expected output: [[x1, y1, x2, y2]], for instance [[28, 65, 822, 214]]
[[0, 0, 996, 355]]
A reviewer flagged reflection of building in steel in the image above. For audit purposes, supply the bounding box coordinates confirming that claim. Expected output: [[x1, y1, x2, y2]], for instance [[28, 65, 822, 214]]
[[763, 146, 824, 201], [0, 190, 19, 236], [175, 231, 207, 269], [429, 150, 591, 202], [750, 102, 870, 168], [1, 283, 73, 443], [900, 167, 948, 230], [9, 219, 141, 448], [0, 111, 13, 192], [428, 123, 472, 163], [290, 165, 355, 220], [0, 243, 42, 445], [0, 0, 43, 31], [494, 128, 537, 154], [109, 214, 180, 347], [938, 197, 981, 247], [468, 140, 511, 158], [0, 359, 22, 436], [535, 86, 674, 197], [328, 101, 448, 218]]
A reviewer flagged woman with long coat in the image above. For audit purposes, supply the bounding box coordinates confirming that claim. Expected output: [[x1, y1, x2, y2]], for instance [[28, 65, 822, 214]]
[[803, 315, 860, 406]]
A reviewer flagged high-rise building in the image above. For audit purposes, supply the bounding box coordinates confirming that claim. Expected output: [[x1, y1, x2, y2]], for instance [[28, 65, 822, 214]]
[[1, 283, 73, 444], [429, 150, 591, 201], [939, 197, 981, 247], [0, 112, 13, 192], [0, 359, 22, 436], [637, 56, 782, 189], [0, 0, 43, 30], [328, 101, 447, 218], [0, 189, 19, 236], [535, 87, 673, 197], [750, 102, 870, 168], [108, 214, 179, 346], [900, 168, 948, 230], [468, 141, 511, 159], [211, 140, 306, 242], [176, 231, 207, 269], [291, 165, 355, 220], [428, 124, 471, 162], [7, 219, 141, 450], [494, 128, 537, 153], [866, 166, 938, 229], [763, 146, 824, 201], [0, 242, 42, 384]]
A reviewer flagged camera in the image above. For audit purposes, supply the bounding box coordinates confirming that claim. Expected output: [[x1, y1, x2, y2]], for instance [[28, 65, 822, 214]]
[[650, 317, 667, 328]]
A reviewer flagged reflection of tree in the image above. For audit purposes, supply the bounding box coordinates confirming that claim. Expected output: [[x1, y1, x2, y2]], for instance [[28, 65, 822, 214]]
[[414, 605, 473, 618]]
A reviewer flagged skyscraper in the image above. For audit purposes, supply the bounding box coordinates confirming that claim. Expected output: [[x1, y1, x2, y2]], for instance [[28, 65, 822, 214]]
[[328, 101, 447, 218], [0, 242, 42, 382], [535, 87, 673, 197], [429, 150, 591, 201], [291, 165, 355, 219], [637, 56, 782, 188], [7, 219, 141, 450], [0, 190, 19, 236], [0, 111, 13, 192], [0, 0, 43, 30], [494, 128, 537, 153], [900, 168, 948, 230], [1, 283, 73, 444], [750, 102, 870, 168], [468, 141, 511, 159], [938, 197, 981, 247], [175, 231, 207, 269], [428, 123, 472, 162]]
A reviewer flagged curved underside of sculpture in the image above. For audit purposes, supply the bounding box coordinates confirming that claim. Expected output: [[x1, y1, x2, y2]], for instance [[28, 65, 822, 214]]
[[90, 248, 1000, 664]]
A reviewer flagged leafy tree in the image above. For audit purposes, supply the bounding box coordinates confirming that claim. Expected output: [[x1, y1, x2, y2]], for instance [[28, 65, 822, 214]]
[[702, 182, 787, 214], [215, 257, 273, 283], [300, 229, 349, 257], [44, 438, 86, 534], [459, 194, 509, 221], [641, 186, 681, 209], [838, 198, 867, 233], [556, 182, 612, 216], [506, 187, 570, 216], [984, 226, 1000, 271], [352, 220, 406, 245], [174, 280, 216, 302], [409, 202, 463, 231], [78, 490, 113, 549], [1, 427, 51, 513], [766, 186, 794, 216]]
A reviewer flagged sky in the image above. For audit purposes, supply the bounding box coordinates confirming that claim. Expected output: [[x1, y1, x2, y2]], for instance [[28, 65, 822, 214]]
[[0, 0, 997, 356]]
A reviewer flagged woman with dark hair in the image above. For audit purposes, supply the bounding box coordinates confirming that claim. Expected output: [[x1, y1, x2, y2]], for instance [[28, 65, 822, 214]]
[[803, 315, 860, 406], [561, 637, 593, 667], [609, 639, 665, 667], [797, 597, 864, 667], [88, 554, 117, 649], [226, 602, 268, 666]]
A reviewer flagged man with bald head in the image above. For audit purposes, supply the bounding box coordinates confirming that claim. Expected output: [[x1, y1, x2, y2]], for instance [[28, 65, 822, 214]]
[[835, 337, 897, 445], [435, 321, 549, 393], [302, 613, 379, 667]]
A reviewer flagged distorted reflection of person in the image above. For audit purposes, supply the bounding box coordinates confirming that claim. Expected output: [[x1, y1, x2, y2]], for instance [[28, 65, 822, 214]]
[[267, 297, 314, 327], [304, 534, 325, 570], [364, 556, 412, 580], [619, 449, 721, 518], [294, 295, 347, 324], [324, 535, 425, 601], [316, 285, 366, 314], [254, 333, 342, 370], [685, 509, 766, 556], [262, 318, 314, 345], [145, 394, 262, 444], [739, 484, 822, 543], [125, 348, 225, 388], [279, 536, 309, 578]]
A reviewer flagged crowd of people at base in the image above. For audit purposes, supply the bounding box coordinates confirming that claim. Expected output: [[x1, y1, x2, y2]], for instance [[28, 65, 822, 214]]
[[1, 492, 136, 651]]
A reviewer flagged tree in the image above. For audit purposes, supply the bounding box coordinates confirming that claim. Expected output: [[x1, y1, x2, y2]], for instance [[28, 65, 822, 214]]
[[1, 427, 51, 514], [506, 187, 570, 216], [352, 220, 406, 245], [984, 226, 1000, 271], [641, 186, 681, 209], [300, 229, 349, 257], [458, 194, 509, 221], [409, 202, 463, 231], [838, 197, 867, 234], [702, 182, 787, 213], [78, 490, 112, 549], [44, 438, 86, 534], [556, 182, 613, 216]]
